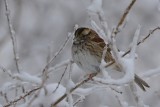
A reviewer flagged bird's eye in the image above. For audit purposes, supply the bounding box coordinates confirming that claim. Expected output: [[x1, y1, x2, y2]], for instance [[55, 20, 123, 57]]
[[81, 29, 91, 36]]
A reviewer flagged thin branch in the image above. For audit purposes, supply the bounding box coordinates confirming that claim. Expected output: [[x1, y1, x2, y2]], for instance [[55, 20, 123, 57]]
[[42, 32, 73, 74], [51, 72, 98, 107], [122, 27, 160, 57], [51, 26, 159, 106], [52, 65, 68, 93], [129, 82, 148, 107], [4, 0, 20, 73], [140, 67, 160, 78], [73, 96, 85, 107], [3, 87, 41, 107], [130, 25, 141, 58], [114, 0, 137, 35], [47, 59, 73, 76]]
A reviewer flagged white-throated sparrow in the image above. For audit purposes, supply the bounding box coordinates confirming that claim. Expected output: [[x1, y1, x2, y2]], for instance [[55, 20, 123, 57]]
[[72, 27, 149, 91]]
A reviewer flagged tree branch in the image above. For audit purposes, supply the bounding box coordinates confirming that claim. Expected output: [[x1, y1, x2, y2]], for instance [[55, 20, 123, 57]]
[[4, 0, 20, 73], [114, 0, 137, 35]]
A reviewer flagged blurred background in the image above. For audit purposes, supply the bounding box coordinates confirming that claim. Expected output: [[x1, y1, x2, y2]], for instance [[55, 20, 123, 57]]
[[0, 0, 160, 107]]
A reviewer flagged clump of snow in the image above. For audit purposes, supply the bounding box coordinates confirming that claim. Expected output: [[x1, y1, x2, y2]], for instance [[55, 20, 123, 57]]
[[13, 71, 42, 84], [31, 83, 67, 107]]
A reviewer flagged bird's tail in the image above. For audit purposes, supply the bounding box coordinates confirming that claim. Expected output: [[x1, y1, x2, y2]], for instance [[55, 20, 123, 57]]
[[134, 74, 150, 91]]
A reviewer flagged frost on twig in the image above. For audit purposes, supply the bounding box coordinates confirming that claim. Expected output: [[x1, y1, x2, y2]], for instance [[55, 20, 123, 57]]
[[129, 82, 149, 107], [47, 59, 73, 75], [4, 0, 20, 73], [114, 0, 137, 35], [52, 65, 68, 94], [51, 1, 160, 107], [42, 32, 73, 74], [140, 67, 160, 78], [4, 87, 41, 107], [91, 20, 110, 45], [122, 26, 160, 57], [13, 72, 42, 85], [93, 25, 141, 86]]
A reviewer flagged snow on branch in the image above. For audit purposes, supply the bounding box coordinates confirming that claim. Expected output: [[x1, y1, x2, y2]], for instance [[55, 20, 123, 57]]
[[122, 26, 160, 57], [47, 59, 73, 75], [4, 87, 41, 107], [93, 25, 141, 86], [13, 72, 42, 85], [114, 0, 137, 35], [4, 0, 20, 73], [42, 32, 73, 74], [140, 67, 160, 78], [51, 1, 160, 106]]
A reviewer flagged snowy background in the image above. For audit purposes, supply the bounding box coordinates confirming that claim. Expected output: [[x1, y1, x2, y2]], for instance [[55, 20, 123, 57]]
[[0, 0, 160, 107]]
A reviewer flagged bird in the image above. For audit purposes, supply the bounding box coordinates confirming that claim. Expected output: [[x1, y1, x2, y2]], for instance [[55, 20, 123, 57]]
[[71, 27, 149, 91]]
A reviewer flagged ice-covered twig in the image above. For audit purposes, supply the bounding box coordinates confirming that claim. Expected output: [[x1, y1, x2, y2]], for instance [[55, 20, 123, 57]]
[[51, 72, 99, 106], [127, 26, 148, 107], [88, 0, 111, 43], [53, 65, 68, 94], [97, 11, 112, 43], [0, 65, 13, 78], [129, 82, 149, 107], [122, 27, 160, 57], [130, 25, 141, 58], [67, 92, 73, 107], [105, 26, 160, 68], [114, 0, 137, 35], [73, 87, 97, 97], [42, 32, 73, 74], [91, 20, 109, 44], [47, 59, 73, 75], [73, 96, 85, 106], [113, 91, 130, 107], [13, 72, 42, 84], [17, 84, 68, 107], [93, 25, 141, 86], [4, 0, 20, 73], [89, 0, 136, 37], [51, 18, 156, 107], [3, 87, 41, 107], [66, 79, 75, 107], [140, 67, 160, 78]]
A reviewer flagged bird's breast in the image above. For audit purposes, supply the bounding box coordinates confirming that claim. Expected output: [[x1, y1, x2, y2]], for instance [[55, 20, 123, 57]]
[[72, 44, 100, 73]]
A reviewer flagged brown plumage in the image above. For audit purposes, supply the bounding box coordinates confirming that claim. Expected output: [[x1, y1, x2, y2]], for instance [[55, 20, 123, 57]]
[[72, 27, 149, 91]]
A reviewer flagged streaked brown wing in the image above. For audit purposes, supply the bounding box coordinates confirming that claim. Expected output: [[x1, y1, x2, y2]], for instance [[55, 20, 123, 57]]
[[90, 33, 114, 62]]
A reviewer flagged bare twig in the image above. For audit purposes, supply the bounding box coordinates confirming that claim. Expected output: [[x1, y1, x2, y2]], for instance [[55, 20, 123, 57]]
[[4, 0, 20, 73], [114, 0, 137, 35]]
